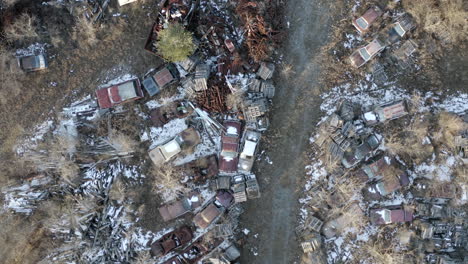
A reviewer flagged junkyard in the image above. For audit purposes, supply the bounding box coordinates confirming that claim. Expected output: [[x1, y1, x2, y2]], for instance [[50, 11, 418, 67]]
[[0, 0, 467, 264]]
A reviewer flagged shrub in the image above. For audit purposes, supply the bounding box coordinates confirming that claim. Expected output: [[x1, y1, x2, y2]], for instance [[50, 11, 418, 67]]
[[156, 23, 195, 62]]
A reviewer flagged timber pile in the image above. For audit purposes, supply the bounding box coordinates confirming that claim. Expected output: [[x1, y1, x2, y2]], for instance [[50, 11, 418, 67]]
[[236, 0, 280, 62]]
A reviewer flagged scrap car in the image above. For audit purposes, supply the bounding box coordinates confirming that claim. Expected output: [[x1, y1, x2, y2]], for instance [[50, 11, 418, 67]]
[[219, 120, 242, 174], [150, 226, 193, 257], [352, 6, 383, 34], [143, 63, 180, 96], [238, 129, 261, 172], [17, 54, 48, 72], [149, 127, 201, 166], [150, 100, 193, 127], [370, 205, 414, 225], [96, 78, 143, 109]]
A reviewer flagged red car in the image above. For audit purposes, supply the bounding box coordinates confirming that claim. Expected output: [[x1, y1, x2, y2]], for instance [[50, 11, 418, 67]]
[[352, 6, 383, 34], [150, 226, 193, 257], [219, 121, 242, 173], [370, 206, 413, 225], [96, 78, 143, 109]]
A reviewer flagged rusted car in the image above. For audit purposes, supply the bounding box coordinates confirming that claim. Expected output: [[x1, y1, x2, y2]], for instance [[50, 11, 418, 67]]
[[150, 100, 193, 127], [193, 191, 234, 230], [386, 14, 416, 44], [158, 192, 200, 222], [352, 6, 383, 34], [238, 129, 261, 172], [341, 134, 381, 168], [349, 38, 386, 68], [370, 205, 414, 225], [365, 171, 410, 198], [362, 100, 408, 126], [178, 236, 223, 264], [143, 64, 180, 96], [183, 155, 219, 183], [149, 127, 201, 166], [96, 78, 143, 109], [219, 120, 242, 173], [17, 54, 48, 72], [150, 226, 193, 257]]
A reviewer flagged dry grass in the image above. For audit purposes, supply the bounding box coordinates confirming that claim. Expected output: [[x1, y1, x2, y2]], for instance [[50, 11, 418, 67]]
[[150, 163, 188, 202], [385, 115, 435, 163], [0, 46, 24, 105], [226, 92, 243, 112], [109, 178, 126, 202], [0, 214, 50, 264], [108, 129, 138, 154], [403, 0, 468, 45], [360, 242, 401, 264], [4, 13, 38, 42], [453, 164, 467, 185], [73, 14, 98, 48], [433, 112, 466, 150]]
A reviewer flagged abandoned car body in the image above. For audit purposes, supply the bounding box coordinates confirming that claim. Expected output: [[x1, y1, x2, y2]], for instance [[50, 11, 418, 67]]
[[158, 193, 200, 222], [143, 63, 180, 96], [150, 226, 193, 257], [362, 100, 409, 125], [352, 6, 383, 34], [150, 100, 193, 127], [349, 38, 386, 68], [149, 127, 201, 166], [96, 78, 143, 109], [219, 120, 242, 173], [238, 130, 261, 172], [386, 14, 416, 44], [193, 191, 234, 229], [341, 134, 381, 168], [370, 206, 414, 225], [17, 54, 48, 72]]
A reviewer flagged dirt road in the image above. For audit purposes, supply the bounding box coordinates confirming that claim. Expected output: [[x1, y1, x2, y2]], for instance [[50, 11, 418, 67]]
[[239, 0, 332, 263]]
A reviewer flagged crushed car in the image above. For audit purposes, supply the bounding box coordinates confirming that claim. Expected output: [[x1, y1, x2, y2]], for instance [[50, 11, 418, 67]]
[[150, 226, 193, 257], [150, 100, 193, 127], [341, 134, 381, 168], [158, 192, 200, 222]]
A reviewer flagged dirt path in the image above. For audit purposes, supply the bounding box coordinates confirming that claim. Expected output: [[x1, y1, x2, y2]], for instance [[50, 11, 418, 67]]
[[239, 0, 332, 263]]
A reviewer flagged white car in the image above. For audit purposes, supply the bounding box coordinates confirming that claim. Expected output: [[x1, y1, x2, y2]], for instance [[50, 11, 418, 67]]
[[149, 127, 200, 166], [238, 130, 261, 172]]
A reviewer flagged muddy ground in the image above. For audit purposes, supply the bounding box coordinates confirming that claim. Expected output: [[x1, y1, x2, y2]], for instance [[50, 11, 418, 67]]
[[239, 0, 333, 263]]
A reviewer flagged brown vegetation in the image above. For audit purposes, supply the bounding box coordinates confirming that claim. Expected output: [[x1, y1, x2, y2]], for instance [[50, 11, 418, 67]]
[[0, 45, 24, 105], [3, 13, 38, 42], [150, 163, 188, 201], [403, 0, 468, 46], [72, 14, 98, 48], [433, 112, 465, 151]]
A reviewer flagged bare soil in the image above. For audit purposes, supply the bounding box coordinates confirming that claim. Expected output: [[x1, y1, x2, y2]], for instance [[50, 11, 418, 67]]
[[239, 0, 333, 263]]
